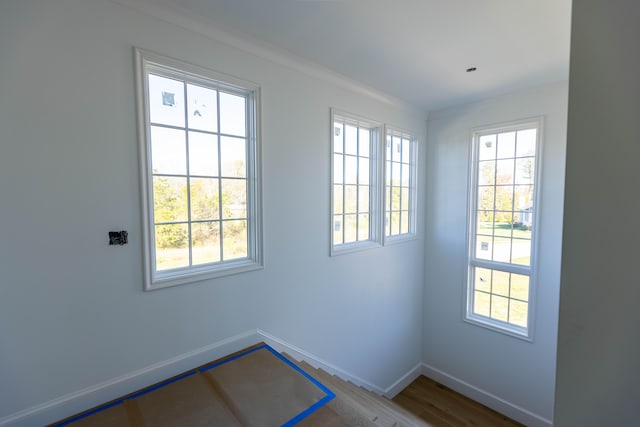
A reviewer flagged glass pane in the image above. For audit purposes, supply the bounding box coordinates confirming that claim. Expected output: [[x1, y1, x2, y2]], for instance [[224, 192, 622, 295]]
[[476, 213, 493, 237], [474, 268, 491, 292], [401, 164, 410, 186], [385, 186, 391, 212], [515, 158, 535, 185], [151, 126, 186, 175], [495, 185, 514, 212], [187, 84, 217, 132], [496, 131, 516, 159], [478, 161, 495, 185], [334, 122, 344, 153], [333, 215, 343, 245], [220, 136, 246, 178], [492, 237, 512, 263], [344, 214, 357, 243], [189, 131, 218, 176], [512, 238, 531, 266], [333, 154, 343, 184], [222, 219, 247, 260], [148, 74, 185, 127], [192, 221, 220, 265], [401, 137, 411, 164], [492, 270, 510, 296], [473, 291, 491, 317], [477, 186, 495, 213], [344, 185, 357, 213], [359, 157, 370, 185], [391, 211, 400, 236], [516, 129, 537, 157], [384, 213, 390, 236], [344, 155, 357, 185], [155, 223, 189, 270], [478, 135, 496, 160], [359, 128, 370, 157], [476, 236, 492, 260], [491, 295, 509, 322], [391, 187, 401, 211], [509, 300, 528, 327], [510, 273, 530, 301], [392, 136, 401, 161], [358, 185, 369, 213], [153, 176, 188, 222], [400, 211, 409, 234], [513, 210, 533, 239], [496, 159, 515, 184], [392, 161, 401, 184], [219, 92, 246, 137], [401, 187, 410, 210], [345, 125, 357, 155], [333, 185, 343, 214], [385, 136, 391, 162], [491, 212, 512, 237], [190, 178, 219, 221], [514, 185, 534, 211], [357, 213, 369, 241], [221, 179, 246, 219], [385, 161, 392, 185]]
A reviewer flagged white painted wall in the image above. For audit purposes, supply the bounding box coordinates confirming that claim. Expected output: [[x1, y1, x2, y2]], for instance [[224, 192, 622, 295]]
[[555, 1, 640, 425], [423, 82, 568, 426], [0, 0, 426, 423]]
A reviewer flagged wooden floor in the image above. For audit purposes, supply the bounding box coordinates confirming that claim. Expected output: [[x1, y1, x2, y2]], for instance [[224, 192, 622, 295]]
[[393, 376, 524, 427]]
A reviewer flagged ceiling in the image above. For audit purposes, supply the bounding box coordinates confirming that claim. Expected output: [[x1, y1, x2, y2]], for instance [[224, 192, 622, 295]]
[[162, 0, 572, 112]]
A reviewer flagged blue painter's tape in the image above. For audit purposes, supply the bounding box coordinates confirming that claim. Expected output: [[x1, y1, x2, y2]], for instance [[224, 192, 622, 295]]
[[53, 399, 124, 426]]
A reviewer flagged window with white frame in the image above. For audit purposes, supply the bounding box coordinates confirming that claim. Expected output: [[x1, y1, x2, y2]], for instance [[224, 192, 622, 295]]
[[331, 111, 381, 253], [384, 130, 417, 240], [466, 118, 541, 338], [135, 49, 262, 290]]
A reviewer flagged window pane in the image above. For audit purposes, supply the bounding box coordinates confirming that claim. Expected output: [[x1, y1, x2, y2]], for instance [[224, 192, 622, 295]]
[[219, 92, 246, 137], [333, 185, 343, 214], [474, 268, 491, 292], [474, 291, 491, 317], [222, 219, 247, 259], [344, 185, 357, 214], [392, 161, 401, 184], [187, 84, 217, 132], [391, 187, 401, 211], [401, 188, 410, 211], [492, 270, 510, 296], [401, 164, 410, 186], [495, 185, 514, 211], [344, 214, 357, 243], [400, 211, 409, 234], [190, 178, 219, 221], [491, 295, 509, 322], [391, 211, 400, 235], [385, 161, 392, 185], [392, 136, 401, 161], [493, 213, 513, 237], [221, 179, 246, 219], [478, 135, 496, 160], [333, 154, 343, 184], [192, 221, 220, 265], [385, 186, 391, 212], [496, 132, 516, 159], [155, 224, 189, 270], [358, 214, 369, 241], [476, 236, 492, 260], [358, 185, 369, 214], [189, 131, 218, 176], [334, 122, 344, 153], [333, 215, 343, 245], [153, 177, 188, 222], [345, 125, 358, 155], [478, 161, 495, 185], [358, 157, 370, 185], [477, 186, 495, 212], [492, 237, 512, 263], [496, 159, 515, 184], [401, 138, 411, 164], [385, 137, 391, 162], [220, 136, 246, 178], [515, 158, 535, 185], [516, 129, 536, 157], [509, 300, 528, 327], [511, 238, 531, 266], [344, 155, 357, 185], [148, 74, 185, 127], [151, 126, 186, 175], [384, 213, 390, 236], [359, 128, 370, 157], [510, 273, 529, 301]]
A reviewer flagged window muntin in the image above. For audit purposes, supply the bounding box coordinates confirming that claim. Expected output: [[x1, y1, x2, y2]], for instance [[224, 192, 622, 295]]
[[466, 119, 541, 338], [331, 111, 380, 253], [384, 131, 417, 240], [136, 49, 262, 290]]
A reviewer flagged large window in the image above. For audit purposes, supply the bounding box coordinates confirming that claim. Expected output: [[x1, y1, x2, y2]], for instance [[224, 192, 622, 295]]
[[384, 130, 417, 241], [136, 49, 262, 290], [331, 111, 381, 254], [466, 118, 541, 338]]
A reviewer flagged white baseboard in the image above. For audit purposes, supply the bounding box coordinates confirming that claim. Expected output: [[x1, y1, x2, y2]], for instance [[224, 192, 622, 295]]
[[421, 363, 552, 427], [382, 362, 422, 399], [0, 330, 261, 427]]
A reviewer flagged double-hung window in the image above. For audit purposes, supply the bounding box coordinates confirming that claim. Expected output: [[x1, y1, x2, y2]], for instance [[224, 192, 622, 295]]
[[466, 118, 541, 338], [135, 49, 262, 290]]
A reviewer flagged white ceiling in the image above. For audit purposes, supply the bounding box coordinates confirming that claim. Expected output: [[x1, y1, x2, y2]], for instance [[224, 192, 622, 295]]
[[164, 0, 572, 112]]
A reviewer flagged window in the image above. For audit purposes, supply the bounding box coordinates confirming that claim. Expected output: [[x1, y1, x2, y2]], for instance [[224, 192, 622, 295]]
[[135, 49, 262, 290], [465, 118, 541, 338], [384, 130, 417, 241], [331, 111, 381, 254]]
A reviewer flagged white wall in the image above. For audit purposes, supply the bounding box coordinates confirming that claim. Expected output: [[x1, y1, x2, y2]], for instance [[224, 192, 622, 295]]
[[555, 1, 640, 425], [0, 0, 426, 424], [423, 82, 568, 426]]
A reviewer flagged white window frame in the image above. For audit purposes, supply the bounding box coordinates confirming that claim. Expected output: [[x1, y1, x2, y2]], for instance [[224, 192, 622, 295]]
[[464, 117, 543, 340], [383, 128, 418, 244], [330, 109, 382, 255], [135, 48, 263, 291]]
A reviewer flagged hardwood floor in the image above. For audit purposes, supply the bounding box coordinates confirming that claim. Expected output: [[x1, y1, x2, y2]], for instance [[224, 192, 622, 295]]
[[392, 376, 524, 427]]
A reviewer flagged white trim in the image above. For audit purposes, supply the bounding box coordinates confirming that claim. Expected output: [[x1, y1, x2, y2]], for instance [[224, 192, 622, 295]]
[[0, 330, 261, 427], [421, 363, 552, 427], [382, 362, 423, 398]]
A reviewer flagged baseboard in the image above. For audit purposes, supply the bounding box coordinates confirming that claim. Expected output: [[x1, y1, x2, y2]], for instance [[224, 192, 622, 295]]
[[382, 362, 422, 399], [421, 363, 553, 427], [0, 330, 261, 427]]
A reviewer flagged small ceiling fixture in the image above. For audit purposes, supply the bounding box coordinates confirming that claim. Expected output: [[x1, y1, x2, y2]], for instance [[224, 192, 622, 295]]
[[466, 67, 477, 73]]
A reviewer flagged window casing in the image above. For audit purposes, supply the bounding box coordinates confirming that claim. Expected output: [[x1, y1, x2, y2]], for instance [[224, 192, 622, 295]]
[[465, 118, 542, 339], [331, 111, 381, 254], [384, 130, 417, 242], [135, 49, 262, 290]]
